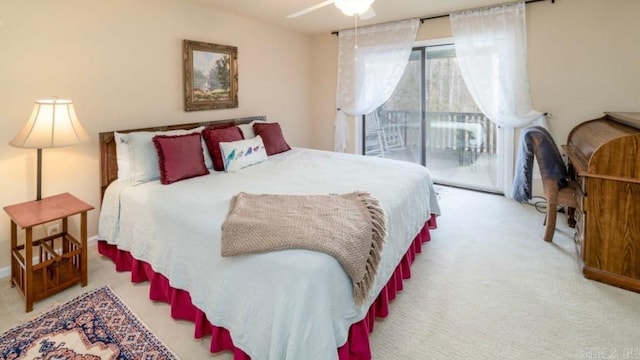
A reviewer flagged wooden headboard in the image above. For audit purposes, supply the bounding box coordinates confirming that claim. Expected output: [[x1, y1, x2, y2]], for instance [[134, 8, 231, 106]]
[[99, 115, 266, 200]]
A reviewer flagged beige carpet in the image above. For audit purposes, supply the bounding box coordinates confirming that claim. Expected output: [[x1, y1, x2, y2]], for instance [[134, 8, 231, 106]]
[[1, 187, 639, 359]]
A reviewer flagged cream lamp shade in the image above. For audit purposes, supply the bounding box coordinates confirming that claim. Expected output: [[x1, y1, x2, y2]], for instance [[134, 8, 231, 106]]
[[10, 98, 88, 200], [10, 99, 87, 148], [334, 0, 374, 16]]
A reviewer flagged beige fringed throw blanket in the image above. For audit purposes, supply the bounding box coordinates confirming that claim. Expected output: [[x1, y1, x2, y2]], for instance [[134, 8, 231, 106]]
[[221, 191, 387, 306]]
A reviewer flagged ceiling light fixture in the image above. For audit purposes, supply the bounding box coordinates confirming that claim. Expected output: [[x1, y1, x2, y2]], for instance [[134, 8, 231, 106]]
[[334, 0, 375, 17]]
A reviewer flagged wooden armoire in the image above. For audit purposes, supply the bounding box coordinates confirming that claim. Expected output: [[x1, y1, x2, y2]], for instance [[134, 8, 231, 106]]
[[563, 112, 640, 292]]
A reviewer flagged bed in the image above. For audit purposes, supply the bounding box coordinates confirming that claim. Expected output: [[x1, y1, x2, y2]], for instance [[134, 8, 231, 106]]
[[97, 116, 441, 360]]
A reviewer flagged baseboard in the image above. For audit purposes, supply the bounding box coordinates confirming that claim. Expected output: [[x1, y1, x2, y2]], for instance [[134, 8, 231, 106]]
[[0, 235, 99, 280]]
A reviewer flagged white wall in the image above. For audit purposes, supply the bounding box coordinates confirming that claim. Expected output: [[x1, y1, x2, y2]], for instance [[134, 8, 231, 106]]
[[310, 34, 339, 151], [0, 0, 313, 269]]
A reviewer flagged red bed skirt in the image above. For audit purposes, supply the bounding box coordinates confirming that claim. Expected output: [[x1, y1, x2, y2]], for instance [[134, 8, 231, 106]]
[[98, 214, 436, 360]]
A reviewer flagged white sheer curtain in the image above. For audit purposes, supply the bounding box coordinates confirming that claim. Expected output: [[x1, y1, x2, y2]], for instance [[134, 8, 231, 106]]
[[451, 1, 545, 197], [334, 19, 419, 152], [450, 1, 545, 129]]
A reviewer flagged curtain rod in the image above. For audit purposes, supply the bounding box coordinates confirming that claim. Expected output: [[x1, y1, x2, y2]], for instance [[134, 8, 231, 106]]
[[420, 0, 554, 23], [331, 0, 555, 35]]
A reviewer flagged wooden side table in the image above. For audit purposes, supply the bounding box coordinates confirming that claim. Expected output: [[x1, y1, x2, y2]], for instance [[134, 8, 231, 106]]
[[3, 193, 94, 312]]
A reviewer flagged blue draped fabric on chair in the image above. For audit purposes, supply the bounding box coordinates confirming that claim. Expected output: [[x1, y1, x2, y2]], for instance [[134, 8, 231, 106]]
[[512, 126, 568, 203], [512, 125, 577, 242]]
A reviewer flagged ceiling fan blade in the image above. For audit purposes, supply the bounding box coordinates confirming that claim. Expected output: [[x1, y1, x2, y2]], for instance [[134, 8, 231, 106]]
[[358, 6, 376, 20], [286, 0, 335, 18]]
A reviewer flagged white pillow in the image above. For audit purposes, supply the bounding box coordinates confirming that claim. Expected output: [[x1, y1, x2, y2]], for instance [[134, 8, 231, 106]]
[[201, 137, 214, 170], [123, 126, 207, 185], [219, 135, 268, 173], [114, 132, 131, 182], [238, 121, 256, 139]]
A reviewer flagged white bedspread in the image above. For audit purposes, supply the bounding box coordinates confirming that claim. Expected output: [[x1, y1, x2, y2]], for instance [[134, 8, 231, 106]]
[[98, 147, 440, 360]]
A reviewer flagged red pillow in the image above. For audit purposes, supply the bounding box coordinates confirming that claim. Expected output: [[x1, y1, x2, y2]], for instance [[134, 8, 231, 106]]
[[253, 122, 291, 156], [153, 133, 209, 184], [202, 125, 244, 171]]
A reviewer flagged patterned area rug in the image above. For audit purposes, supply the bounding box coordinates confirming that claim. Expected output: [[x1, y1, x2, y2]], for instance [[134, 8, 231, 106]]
[[0, 286, 176, 360]]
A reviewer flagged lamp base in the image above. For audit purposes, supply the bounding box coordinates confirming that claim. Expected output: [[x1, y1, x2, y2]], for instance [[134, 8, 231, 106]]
[[36, 148, 42, 201]]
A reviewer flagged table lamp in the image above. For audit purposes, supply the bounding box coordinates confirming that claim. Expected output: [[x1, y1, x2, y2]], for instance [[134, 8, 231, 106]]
[[9, 98, 88, 201]]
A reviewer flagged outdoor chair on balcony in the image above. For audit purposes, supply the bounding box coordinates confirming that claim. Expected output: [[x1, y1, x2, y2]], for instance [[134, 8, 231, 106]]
[[428, 114, 485, 166], [364, 111, 405, 157], [380, 115, 405, 151], [364, 112, 385, 157], [513, 126, 578, 242]]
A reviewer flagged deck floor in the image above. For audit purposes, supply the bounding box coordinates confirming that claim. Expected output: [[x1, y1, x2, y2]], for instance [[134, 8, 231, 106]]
[[372, 146, 499, 192]]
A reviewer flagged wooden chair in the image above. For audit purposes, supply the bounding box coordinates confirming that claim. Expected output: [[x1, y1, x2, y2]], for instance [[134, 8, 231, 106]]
[[540, 177, 578, 242], [530, 133, 579, 242]]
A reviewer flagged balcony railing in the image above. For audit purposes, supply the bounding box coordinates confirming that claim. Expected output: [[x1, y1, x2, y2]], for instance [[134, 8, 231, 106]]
[[365, 110, 496, 165], [378, 110, 496, 153]]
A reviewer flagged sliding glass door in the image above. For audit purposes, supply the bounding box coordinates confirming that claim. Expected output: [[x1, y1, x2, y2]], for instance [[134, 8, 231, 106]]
[[363, 42, 501, 193]]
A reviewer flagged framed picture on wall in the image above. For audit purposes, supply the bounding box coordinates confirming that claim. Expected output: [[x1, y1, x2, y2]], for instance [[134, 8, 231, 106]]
[[183, 40, 238, 111]]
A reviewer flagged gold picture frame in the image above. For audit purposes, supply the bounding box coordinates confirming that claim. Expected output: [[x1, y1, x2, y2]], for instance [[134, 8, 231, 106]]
[[183, 40, 238, 111]]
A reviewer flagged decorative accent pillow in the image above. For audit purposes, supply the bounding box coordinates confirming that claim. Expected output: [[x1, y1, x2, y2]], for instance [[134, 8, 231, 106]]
[[122, 127, 205, 185], [153, 133, 209, 184], [253, 122, 291, 156], [202, 125, 244, 171], [238, 121, 256, 139], [219, 136, 268, 172]]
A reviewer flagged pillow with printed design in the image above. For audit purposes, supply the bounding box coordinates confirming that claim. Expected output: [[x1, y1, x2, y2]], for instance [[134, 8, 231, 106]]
[[219, 135, 268, 172], [203, 125, 244, 171]]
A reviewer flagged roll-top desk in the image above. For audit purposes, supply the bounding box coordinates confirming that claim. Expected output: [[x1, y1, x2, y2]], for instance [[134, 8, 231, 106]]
[[563, 112, 640, 292]]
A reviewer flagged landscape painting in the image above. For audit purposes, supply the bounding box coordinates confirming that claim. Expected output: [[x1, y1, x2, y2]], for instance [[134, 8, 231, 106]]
[[183, 40, 238, 111]]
